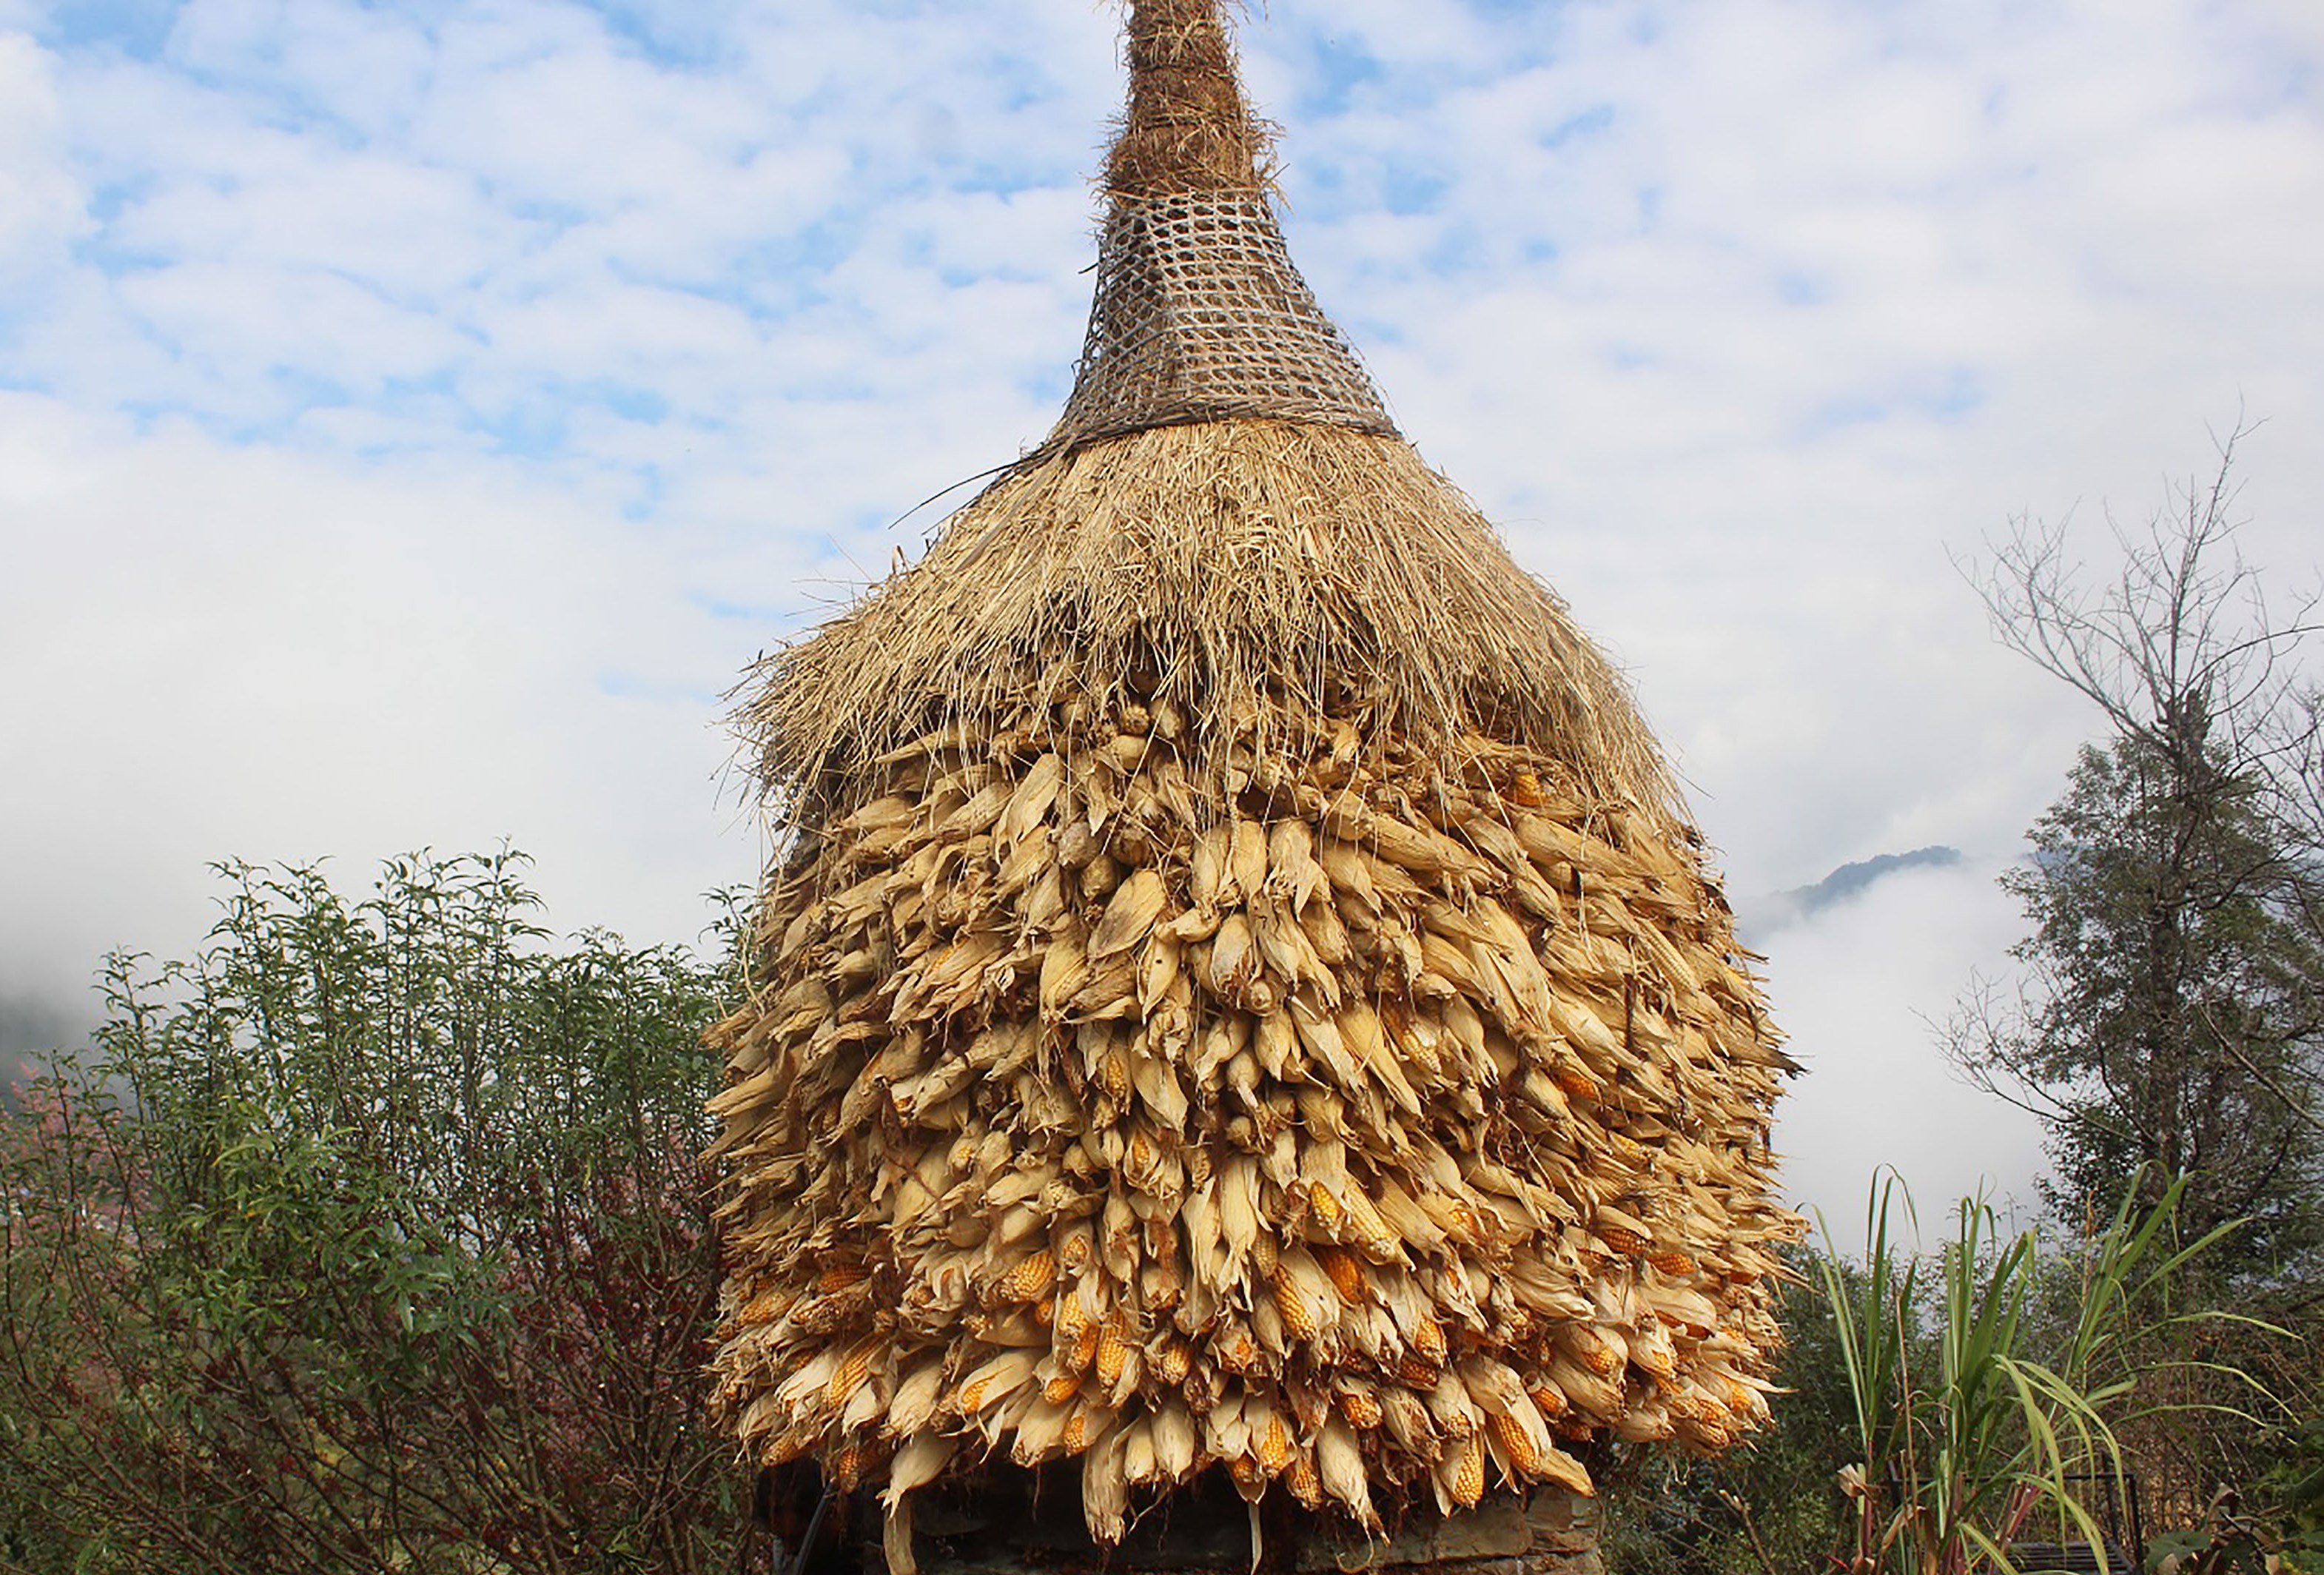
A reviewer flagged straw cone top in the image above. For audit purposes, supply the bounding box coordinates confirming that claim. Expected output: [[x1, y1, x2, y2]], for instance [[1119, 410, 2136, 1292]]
[[710, 0, 1799, 1559], [742, 0, 1679, 827]]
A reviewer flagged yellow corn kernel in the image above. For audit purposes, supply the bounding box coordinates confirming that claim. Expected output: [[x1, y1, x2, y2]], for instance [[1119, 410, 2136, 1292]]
[[1062, 1403, 1089, 1454], [996, 1249, 1058, 1303], [1316, 1246, 1366, 1303], [1156, 1340, 1193, 1385], [1095, 1321, 1129, 1388], [1490, 1411, 1541, 1474], [1070, 1322, 1101, 1374], [1055, 1292, 1090, 1341], [832, 1442, 864, 1489], [1099, 1050, 1130, 1102], [1396, 1355, 1439, 1387], [1338, 1388, 1384, 1429], [1649, 1250, 1697, 1277], [1286, 1454, 1322, 1505], [1528, 1383, 1568, 1419], [816, 1263, 870, 1294], [1259, 1415, 1292, 1473], [1574, 1330, 1622, 1378], [762, 1431, 809, 1467], [1308, 1181, 1343, 1230], [1043, 1372, 1080, 1406], [1453, 1434, 1485, 1506], [1413, 1313, 1448, 1365], [1679, 1391, 1726, 1423], [828, 1343, 876, 1406], [1554, 1069, 1599, 1102], [1272, 1275, 1319, 1342], [1596, 1226, 1649, 1257]]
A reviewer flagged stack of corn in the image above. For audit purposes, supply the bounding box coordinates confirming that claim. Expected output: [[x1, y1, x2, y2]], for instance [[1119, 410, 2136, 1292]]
[[708, 0, 1799, 1564]]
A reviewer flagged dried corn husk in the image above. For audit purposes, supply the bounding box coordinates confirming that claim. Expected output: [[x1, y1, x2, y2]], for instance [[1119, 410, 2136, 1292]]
[[708, 696, 1799, 1545]]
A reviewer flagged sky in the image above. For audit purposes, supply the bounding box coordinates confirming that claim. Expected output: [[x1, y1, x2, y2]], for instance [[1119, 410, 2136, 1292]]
[[4, 0, 2321, 1238]]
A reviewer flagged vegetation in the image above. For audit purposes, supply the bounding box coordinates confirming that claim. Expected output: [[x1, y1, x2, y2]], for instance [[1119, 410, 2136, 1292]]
[[1946, 431, 2324, 1543], [6, 432, 2320, 1575], [1613, 434, 2321, 1574], [1607, 1174, 2276, 1575], [1816, 1175, 2257, 1575], [0, 852, 754, 1575], [1951, 427, 2324, 1284]]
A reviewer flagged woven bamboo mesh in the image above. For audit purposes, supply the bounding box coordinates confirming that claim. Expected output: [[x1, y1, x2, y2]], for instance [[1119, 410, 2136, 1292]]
[[1046, 192, 1397, 452], [708, 1, 1800, 1565], [1047, 0, 1393, 454]]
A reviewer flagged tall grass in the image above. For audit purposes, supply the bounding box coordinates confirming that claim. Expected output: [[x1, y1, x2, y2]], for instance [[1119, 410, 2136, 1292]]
[[1819, 1172, 2254, 1574]]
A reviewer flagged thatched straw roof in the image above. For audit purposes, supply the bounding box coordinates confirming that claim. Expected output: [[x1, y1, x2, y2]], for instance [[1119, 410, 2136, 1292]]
[[744, 420, 1676, 833], [739, 0, 1674, 832]]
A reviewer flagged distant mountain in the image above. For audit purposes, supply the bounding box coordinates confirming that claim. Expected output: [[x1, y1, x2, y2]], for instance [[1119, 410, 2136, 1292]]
[[0, 995, 77, 1106], [1739, 845, 1964, 938], [0, 995, 70, 1055]]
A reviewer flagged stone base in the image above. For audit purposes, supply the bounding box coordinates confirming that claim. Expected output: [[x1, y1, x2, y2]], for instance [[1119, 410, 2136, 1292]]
[[846, 1466, 1601, 1575], [1309, 1489, 1602, 1574]]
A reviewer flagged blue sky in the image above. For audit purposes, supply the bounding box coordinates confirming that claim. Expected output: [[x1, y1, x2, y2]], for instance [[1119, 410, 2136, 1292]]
[[5, 0, 2323, 1229]]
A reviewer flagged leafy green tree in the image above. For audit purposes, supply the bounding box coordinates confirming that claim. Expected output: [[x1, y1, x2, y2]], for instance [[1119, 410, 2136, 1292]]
[[0, 852, 756, 1574], [1976, 730, 2324, 1275], [1949, 428, 2323, 1533], [1952, 426, 2324, 1285]]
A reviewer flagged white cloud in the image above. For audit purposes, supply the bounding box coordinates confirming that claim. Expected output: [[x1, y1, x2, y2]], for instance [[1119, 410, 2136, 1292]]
[[0, 30, 81, 286], [3, 0, 2320, 1228], [1758, 860, 2051, 1244], [0, 392, 753, 1008]]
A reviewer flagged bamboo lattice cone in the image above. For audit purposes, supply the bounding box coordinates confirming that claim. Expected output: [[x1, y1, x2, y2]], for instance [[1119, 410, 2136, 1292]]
[[708, 1, 1799, 1563]]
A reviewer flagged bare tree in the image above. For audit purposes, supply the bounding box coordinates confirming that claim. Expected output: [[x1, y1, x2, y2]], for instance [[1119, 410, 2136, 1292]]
[[1948, 421, 2324, 1280]]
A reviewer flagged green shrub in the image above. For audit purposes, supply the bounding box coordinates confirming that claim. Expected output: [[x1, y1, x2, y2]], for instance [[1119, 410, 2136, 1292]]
[[0, 853, 753, 1574]]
